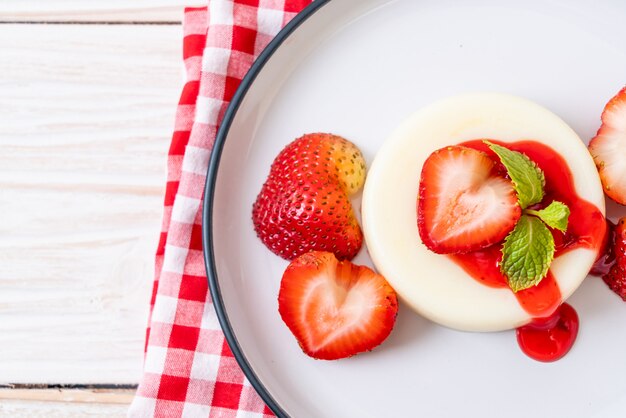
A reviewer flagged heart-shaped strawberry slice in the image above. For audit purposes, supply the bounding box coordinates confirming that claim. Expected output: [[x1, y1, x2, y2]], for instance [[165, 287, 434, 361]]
[[278, 251, 398, 360], [418, 146, 521, 254]]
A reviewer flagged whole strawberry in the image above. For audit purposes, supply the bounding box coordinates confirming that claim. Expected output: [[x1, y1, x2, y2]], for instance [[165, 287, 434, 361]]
[[603, 217, 626, 301], [252, 133, 366, 260]]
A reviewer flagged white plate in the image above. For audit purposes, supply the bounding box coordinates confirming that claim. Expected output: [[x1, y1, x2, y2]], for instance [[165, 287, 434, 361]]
[[203, 1, 626, 416]]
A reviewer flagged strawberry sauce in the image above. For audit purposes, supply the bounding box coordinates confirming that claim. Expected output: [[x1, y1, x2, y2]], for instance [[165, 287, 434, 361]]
[[452, 140, 606, 361], [515, 302, 579, 362]]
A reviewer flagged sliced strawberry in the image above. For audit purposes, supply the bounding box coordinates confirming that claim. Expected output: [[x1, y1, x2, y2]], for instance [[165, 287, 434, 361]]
[[253, 133, 366, 260], [602, 217, 626, 301], [588, 86, 626, 205], [278, 251, 398, 360], [418, 146, 521, 254]]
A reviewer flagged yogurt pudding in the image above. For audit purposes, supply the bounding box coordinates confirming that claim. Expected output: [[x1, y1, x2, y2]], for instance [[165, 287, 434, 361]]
[[362, 93, 606, 332]]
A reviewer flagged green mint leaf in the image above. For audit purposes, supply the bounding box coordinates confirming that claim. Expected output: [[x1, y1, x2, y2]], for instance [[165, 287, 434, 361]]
[[526, 201, 570, 232], [501, 214, 555, 292], [485, 141, 545, 209]]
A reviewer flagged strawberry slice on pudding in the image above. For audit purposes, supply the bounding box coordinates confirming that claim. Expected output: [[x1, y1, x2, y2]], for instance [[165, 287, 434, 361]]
[[417, 146, 520, 254]]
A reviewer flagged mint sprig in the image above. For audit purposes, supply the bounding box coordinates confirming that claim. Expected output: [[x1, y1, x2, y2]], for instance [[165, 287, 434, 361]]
[[483, 141, 570, 292], [500, 215, 555, 292], [526, 201, 570, 232], [486, 141, 545, 209]]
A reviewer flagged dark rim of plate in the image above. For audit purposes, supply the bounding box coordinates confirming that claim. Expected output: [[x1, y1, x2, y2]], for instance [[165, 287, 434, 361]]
[[201, 1, 332, 417]]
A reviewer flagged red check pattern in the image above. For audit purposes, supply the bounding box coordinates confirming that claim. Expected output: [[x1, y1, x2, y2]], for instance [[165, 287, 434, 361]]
[[128, 2, 311, 417]]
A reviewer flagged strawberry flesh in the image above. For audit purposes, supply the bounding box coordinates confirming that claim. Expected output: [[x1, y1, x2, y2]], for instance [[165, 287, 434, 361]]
[[278, 251, 398, 360], [589, 86, 626, 205], [418, 146, 521, 254]]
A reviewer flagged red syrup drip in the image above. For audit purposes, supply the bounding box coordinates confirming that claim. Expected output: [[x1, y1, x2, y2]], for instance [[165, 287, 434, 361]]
[[516, 303, 579, 362], [449, 140, 606, 361]]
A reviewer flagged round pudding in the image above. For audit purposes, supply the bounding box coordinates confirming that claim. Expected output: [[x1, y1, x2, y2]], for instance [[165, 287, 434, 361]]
[[362, 93, 605, 332]]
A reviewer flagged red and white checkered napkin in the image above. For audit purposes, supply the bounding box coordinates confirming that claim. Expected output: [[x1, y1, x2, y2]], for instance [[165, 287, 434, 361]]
[[128, 1, 311, 417]]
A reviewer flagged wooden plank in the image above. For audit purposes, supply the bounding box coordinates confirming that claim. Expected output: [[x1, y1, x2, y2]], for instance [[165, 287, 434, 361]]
[[0, 0, 205, 22], [0, 24, 182, 383], [0, 400, 129, 418], [0, 388, 135, 404]]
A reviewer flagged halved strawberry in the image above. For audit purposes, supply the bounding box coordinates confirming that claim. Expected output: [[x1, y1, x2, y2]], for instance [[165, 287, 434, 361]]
[[418, 146, 521, 254], [588, 86, 626, 205], [253, 133, 366, 260], [602, 217, 626, 301], [278, 251, 398, 360]]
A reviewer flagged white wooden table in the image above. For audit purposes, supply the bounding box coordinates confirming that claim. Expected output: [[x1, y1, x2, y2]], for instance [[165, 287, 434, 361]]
[[0, 1, 202, 416]]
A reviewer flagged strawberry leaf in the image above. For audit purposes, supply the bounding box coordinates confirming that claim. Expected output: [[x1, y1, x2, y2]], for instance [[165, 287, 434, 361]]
[[527, 201, 570, 232], [501, 214, 555, 292], [485, 141, 545, 209]]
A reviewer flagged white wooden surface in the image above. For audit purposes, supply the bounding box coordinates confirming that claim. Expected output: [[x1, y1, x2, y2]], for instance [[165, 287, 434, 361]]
[[0, 400, 129, 418], [0, 0, 203, 22], [0, 23, 182, 384], [0, 1, 194, 411]]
